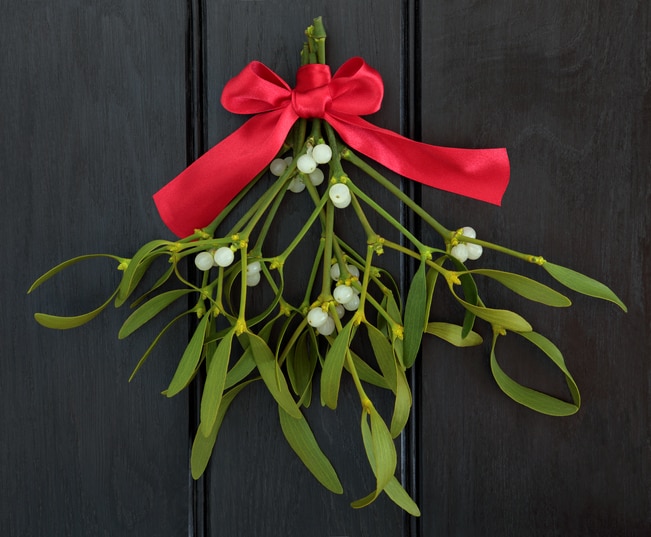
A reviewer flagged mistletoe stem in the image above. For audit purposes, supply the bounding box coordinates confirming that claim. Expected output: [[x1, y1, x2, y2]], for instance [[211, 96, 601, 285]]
[[342, 148, 451, 239], [320, 201, 336, 299]]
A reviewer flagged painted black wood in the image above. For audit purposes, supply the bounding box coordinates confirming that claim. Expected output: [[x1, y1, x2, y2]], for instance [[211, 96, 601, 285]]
[[2, 2, 189, 536], [3, 1, 650, 536], [418, 1, 650, 535]]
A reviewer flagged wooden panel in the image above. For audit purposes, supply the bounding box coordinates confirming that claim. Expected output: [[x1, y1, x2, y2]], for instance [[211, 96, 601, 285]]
[[418, 1, 650, 534], [2, 3, 189, 535], [201, 3, 409, 535]]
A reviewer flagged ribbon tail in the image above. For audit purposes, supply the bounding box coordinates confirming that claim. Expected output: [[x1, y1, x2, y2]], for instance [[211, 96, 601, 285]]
[[154, 108, 297, 237], [326, 114, 510, 205]]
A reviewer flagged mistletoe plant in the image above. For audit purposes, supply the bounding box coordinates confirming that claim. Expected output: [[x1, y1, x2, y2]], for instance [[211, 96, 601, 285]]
[[29, 18, 626, 516]]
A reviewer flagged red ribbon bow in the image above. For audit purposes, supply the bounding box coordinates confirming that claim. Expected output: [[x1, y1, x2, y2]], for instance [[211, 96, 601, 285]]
[[154, 57, 510, 238]]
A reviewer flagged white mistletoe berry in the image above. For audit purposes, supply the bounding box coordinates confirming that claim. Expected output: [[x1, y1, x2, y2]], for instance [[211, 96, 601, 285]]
[[450, 243, 469, 263], [329, 183, 351, 208], [317, 315, 335, 336], [246, 261, 262, 274], [308, 168, 325, 186], [311, 144, 332, 164], [307, 307, 329, 328], [330, 263, 341, 281], [287, 176, 306, 193], [213, 246, 235, 267], [246, 271, 261, 287], [333, 284, 354, 304], [269, 158, 288, 176], [343, 294, 360, 311], [466, 243, 483, 260], [460, 226, 476, 239], [194, 251, 214, 271], [297, 154, 317, 174]]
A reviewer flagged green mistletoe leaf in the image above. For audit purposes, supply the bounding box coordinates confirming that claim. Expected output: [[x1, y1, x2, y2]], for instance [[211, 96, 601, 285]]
[[200, 329, 235, 436], [118, 288, 193, 339], [402, 258, 427, 368], [490, 330, 580, 416], [166, 313, 211, 397], [425, 322, 483, 347], [34, 287, 119, 330], [191, 380, 255, 479], [389, 366, 412, 438], [28, 253, 123, 293], [365, 321, 397, 394], [115, 239, 171, 307], [543, 261, 627, 311], [467, 268, 571, 307], [351, 406, 397, 509], [321, 320, 354, 409], [278, 406, 343, 494], [244, 331, 302, 419]]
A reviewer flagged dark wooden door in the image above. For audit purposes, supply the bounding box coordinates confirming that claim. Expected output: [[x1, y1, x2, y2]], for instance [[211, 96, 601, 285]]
[[3, 1, 649, 536]]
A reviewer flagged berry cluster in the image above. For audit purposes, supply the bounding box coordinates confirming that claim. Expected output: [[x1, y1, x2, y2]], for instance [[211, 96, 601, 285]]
[[449, 226, 483, 263]]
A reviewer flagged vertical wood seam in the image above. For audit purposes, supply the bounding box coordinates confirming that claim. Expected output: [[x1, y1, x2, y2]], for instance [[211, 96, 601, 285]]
[[186, 0, 206, 536], [401, 0, 422, 535]]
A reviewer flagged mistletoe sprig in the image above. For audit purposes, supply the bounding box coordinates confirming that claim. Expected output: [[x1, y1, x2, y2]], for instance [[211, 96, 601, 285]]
[[29, 18, 626, 516]]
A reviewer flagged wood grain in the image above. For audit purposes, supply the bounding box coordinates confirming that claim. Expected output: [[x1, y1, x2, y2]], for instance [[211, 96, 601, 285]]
[[2, 3, 189, 535], [419, 1, 651, 535]]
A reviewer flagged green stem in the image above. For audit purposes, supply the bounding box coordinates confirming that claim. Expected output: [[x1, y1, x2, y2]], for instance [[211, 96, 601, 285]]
[[347, 181, 427, 253], [349, 190, 378, 242], [278, 192, 329, 261], [321, 201, 335, 298], [342, 148, 451, 238]]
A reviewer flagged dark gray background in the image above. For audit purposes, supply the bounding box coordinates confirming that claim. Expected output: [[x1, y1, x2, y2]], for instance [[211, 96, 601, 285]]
[[2, 1, 649, 535]]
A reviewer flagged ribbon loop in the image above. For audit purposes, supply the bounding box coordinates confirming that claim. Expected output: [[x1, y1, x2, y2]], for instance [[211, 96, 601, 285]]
[[154, 57, 510, 238]]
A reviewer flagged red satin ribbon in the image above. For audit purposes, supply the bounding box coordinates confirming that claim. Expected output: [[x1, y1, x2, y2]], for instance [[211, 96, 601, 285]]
[[154, 57, 510, 238]]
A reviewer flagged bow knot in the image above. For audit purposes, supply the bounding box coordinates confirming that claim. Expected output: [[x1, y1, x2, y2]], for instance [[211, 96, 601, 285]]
[[292, 64, 333, 118], [154, 57, 510, 238]]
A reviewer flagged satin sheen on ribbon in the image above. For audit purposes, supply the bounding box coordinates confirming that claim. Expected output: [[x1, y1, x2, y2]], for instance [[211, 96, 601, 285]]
[[154, 57, 510, 238]]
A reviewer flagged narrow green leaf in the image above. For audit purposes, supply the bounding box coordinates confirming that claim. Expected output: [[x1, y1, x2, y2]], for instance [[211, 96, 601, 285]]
[[128, 310, 192, 381], [118, 289, 192, 339], [449, 284, 532, 332], [191, 380, 254, 479], [365, 322, 397, 393], [543, 261, 627, 311], [166, 313, 211, 397], [355, 409, 420, 515], [517, 330, 581, 408], [423, 265, 440, 327], [489, 332, 580, 416], [467, 268, 572, 307], [425, 322, 483, 347], [223, 346, 255, 389], [346, 350, 389, 390], [351, 407, 397, 509], [389, 366, 412, 438], [200, 329, 235, 436], [278, 406, 343, 494], [28, 254, 123, 293], [320, 320, 354, 409], [129, 265, 175, 308], [244, 332, 302, 419], [287, 331, 317, 406], [370, 406, 397, 493], [34, 287, 119, 330], [384, 477, 421, 517], [403, 259, 427, 368], [116, 240, 171, 306]]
